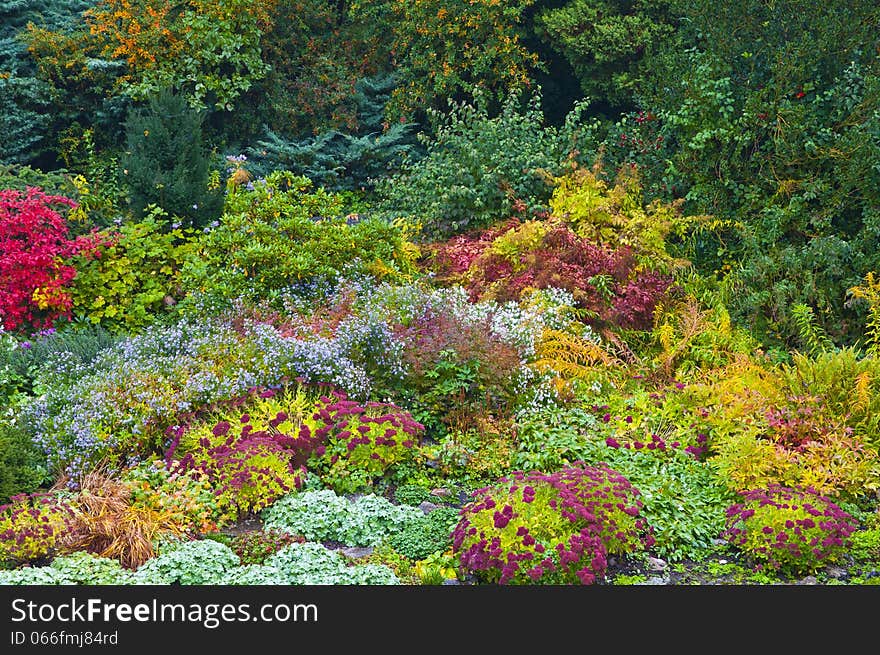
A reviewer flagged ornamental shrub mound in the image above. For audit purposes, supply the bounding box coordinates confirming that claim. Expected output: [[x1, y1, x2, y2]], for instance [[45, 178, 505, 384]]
[[169, 417, 309, 521], [180, 170, 417, 310], [303, 390, 425, 494], [721, 484, 858, 575], [452, 462, 654, 584], [431, 219, 673, 331], [0, 492, 73, 565]]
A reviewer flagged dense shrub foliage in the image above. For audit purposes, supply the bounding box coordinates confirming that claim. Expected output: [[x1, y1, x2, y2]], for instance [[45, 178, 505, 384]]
[[452, 463, 654, 584], [722, 485, 858, 575], [67, 209, 194, 331], [0, 188, 103, 330]]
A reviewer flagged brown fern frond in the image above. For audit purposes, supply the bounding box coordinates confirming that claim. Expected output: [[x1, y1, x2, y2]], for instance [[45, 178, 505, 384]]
[[597, 327, 640, 366]]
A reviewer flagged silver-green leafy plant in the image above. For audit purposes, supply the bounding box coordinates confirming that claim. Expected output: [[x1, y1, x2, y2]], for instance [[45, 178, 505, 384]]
[[261, 489, 422, 547]]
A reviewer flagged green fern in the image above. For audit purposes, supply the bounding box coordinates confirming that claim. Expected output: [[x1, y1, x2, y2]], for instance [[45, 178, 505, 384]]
[[791, 303, 835, 355]]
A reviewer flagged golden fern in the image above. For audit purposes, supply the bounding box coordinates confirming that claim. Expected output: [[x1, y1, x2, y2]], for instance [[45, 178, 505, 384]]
[[851, 370, 873, 414], [533, 328, 616, 380], [651, 296, 712, 378], [848, 272, 880, 357]]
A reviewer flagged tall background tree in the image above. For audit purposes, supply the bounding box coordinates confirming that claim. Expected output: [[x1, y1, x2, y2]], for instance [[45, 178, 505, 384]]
[[121, 88, 221, 228]]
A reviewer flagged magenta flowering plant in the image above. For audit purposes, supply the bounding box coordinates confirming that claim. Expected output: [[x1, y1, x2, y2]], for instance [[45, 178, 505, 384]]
[[167, 410, 317, 520], [452, 463, 654, 584], [721, 484, 858, 575], [166, 385, 423, 500], [304, 390, 425, 494], [0, 493, 74, 564]]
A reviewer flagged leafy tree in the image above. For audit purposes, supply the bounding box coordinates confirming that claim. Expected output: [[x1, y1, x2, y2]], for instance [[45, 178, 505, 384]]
[[84, 0, 271, 111], [256, 0, 385, 137], [534, 0, 675, 110], [378, 89, 593, 239], [1, 0, 91, 74], [592, 0, 880, 348], [350, 0, 542, 121]]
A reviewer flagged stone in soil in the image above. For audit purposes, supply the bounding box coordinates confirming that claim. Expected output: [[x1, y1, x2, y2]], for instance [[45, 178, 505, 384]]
[[340, 546, 374, 559], [647, 556, 668, 572]]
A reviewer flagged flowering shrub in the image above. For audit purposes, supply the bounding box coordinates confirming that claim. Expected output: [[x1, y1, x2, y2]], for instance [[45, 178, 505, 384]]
[[512, 405, 735, 562], [333, 307, 407, 395], [165, 384, 422, 497], [169, 416, 308, 520], [0, 188, 103, 331], [722, 485, 858, 575], [168, 385, 320, 458], [395, 304, 523, 434], [304, 391, 425, 493], [452, 463, 654, 584], [261, 489, 423, 547], [0, 492, 73, 564], [25, 317, 372, 480]]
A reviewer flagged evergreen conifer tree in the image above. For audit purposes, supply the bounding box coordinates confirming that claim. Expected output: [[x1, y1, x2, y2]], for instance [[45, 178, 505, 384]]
[[246, 73, 419, 192], [121, 88, 221, 228], [0, 0, 91, 164]]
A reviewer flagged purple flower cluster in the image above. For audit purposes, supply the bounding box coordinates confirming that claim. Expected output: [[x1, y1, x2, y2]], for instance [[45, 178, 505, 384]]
[[306, 390, 424, 493], [721, 484, 858, 574], [0, 493, 74, 563], [452, 463, 654, 585], [604, 431, 707, 459], [168, 412, 313, 518]]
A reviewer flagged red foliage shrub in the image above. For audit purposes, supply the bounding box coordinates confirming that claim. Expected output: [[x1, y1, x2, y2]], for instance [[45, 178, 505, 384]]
[[427, 218, 519, 282], [431, 220, 674, 331], [0, 188, 103, 331]]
